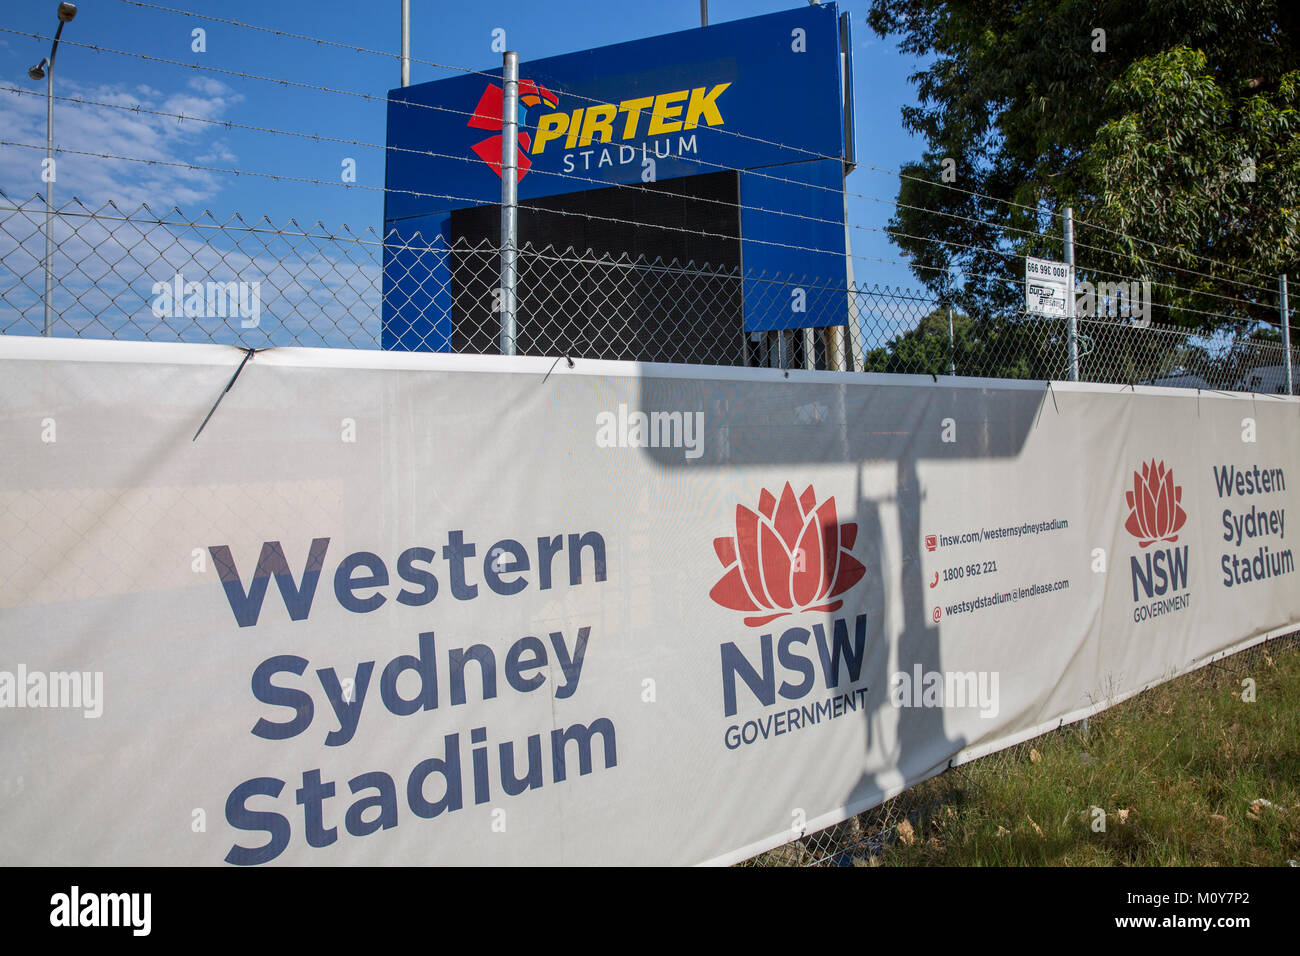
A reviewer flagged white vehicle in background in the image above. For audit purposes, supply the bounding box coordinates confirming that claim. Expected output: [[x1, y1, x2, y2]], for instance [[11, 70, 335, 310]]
[[1234, 365, 1292, 395], [1140, 369, 1213, 390]]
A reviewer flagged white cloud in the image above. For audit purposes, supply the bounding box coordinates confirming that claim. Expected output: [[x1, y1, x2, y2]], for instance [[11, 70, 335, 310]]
[[0, 189, 382, 346], [0, 76, 244, 210], [0, 77, 387, 347]]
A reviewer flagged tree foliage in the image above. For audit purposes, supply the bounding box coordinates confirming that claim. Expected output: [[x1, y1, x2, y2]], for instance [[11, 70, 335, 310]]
[[862, 307, 1064, 378], [867, 0, 1300, 333]]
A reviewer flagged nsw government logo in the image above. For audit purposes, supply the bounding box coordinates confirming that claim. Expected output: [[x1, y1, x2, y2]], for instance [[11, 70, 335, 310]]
[[1125, 459, 1192, 623], [711, 483, 871, 751]]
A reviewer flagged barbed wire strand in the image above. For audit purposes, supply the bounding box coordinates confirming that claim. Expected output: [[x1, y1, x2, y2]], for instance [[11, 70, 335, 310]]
[[0, 193, 1257, 332], [4, 23, 1282, 301], [105, 1, 1288, 288], [0, 85, 1273, 315]]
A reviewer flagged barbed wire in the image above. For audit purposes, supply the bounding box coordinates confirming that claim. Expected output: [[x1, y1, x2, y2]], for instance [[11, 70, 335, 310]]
[[0, 27, 887, 244], [3, 190, 1293, 381], [115, 0, 500, 82], [0, 187, 382, 242], [0, 84, 893, 253], [0, 27, 496, 128], [0, 84, 1271, 319], [879, 220, 1270, 316], [4, 22, 1284, 304], [853, 163, 1284, 289], [0, 27, 932, 261], [106, 3, 1284, 291], [0, 189, 1261, 333], [859, 189, 1279, 300], [110, 2, 869, 171], [33, 1, 1293, 296], [0, 138, 492, 208], [1, 19, 1284, 325]]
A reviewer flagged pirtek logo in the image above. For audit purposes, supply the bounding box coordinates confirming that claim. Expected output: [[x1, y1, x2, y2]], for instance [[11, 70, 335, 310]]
[[467, 79, 559, 180], [530, 83, 731, 155], [710, 483, 866, 627], [1124, 459, 1188, 548]]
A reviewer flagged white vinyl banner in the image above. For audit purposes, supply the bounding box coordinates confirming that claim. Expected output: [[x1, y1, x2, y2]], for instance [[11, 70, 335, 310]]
[[0, 337, 1297, 866]]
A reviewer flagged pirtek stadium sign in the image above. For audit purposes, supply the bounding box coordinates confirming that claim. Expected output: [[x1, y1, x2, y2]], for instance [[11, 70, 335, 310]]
[[530, 83, 731, 154]]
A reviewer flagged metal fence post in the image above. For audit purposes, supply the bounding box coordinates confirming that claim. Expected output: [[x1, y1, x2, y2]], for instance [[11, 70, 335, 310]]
[[1281, 275, 1293, 396], [947, 304, 955, 376], [400, 0, 410, 87], [1064, 206, 1078, 381], [945, 265, 955, 375], [43, 65, 53, 336], [499, 51, 519, 356]]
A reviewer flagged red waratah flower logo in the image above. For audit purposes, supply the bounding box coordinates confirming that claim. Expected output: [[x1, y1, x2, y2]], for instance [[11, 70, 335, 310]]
[[1124, 459, 1188, 548], [710, 483, 867, 627]]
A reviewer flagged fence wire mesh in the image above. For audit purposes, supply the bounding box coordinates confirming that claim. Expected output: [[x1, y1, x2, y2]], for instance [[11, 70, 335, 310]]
[[1, 193, 1295, 395], [740, 630, 1300, 867], [0, 192, 1297, 867]]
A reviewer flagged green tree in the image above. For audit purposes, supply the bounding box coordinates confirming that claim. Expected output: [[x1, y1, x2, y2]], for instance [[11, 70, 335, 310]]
[[862, 307, 1065, 378], [867, 0, 1300, 333]]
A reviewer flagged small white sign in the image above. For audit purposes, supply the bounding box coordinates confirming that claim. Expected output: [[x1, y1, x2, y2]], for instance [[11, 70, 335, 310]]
[[1025, 256, 1071, 318]]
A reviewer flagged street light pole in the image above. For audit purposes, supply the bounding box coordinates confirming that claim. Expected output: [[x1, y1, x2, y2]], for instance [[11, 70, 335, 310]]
[[28, 3, 77, 337]]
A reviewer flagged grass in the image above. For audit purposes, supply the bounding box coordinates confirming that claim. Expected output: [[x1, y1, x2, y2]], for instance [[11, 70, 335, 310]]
[[868, 639, 1300, 866]]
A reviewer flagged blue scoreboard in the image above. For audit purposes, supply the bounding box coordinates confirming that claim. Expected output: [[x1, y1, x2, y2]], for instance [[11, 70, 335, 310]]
[[383, 3, 856, 360]]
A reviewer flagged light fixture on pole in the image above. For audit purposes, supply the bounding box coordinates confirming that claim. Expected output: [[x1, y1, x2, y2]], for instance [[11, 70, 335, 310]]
[[27, 2, 77, 337]]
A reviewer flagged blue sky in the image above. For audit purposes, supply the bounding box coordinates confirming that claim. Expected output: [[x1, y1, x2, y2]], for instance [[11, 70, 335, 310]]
[[0, 0, 931, 291]]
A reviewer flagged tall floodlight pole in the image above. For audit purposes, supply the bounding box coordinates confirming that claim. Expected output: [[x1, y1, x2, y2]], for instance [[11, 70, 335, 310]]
[[700, 2, 708, 27], [400, 0, 410, 86], [27, 2, 77, 337], [499, 51, 519, 355]]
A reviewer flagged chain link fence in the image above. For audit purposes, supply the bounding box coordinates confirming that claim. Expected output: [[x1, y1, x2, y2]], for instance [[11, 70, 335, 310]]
[[2, 193, 1295, 394], [1, 192, 1296, 866], [0, 193, 382, 348], [740, 629, 1300, 867]]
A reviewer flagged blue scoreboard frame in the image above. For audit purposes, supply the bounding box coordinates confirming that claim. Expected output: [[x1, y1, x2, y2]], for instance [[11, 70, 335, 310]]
[[382, 3, 856, 353]]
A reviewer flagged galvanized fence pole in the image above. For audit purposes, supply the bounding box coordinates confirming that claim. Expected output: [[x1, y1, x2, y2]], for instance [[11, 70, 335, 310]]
[[499, 51, 519, 356], [400, 0, 410, 87], [1281, 274, 1293, 396], [947, 305, 956, 376], [1064, 206, 1078, 381], [945, 266, 955, 375], [43, 64, 53, 336]]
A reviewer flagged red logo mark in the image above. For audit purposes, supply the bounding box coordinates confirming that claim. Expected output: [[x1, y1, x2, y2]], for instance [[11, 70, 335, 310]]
[[710, 483, 866, 627], [924, 534, 937, 552], [468, 80, 558, 181], [1124, 459, 1187, 548]]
